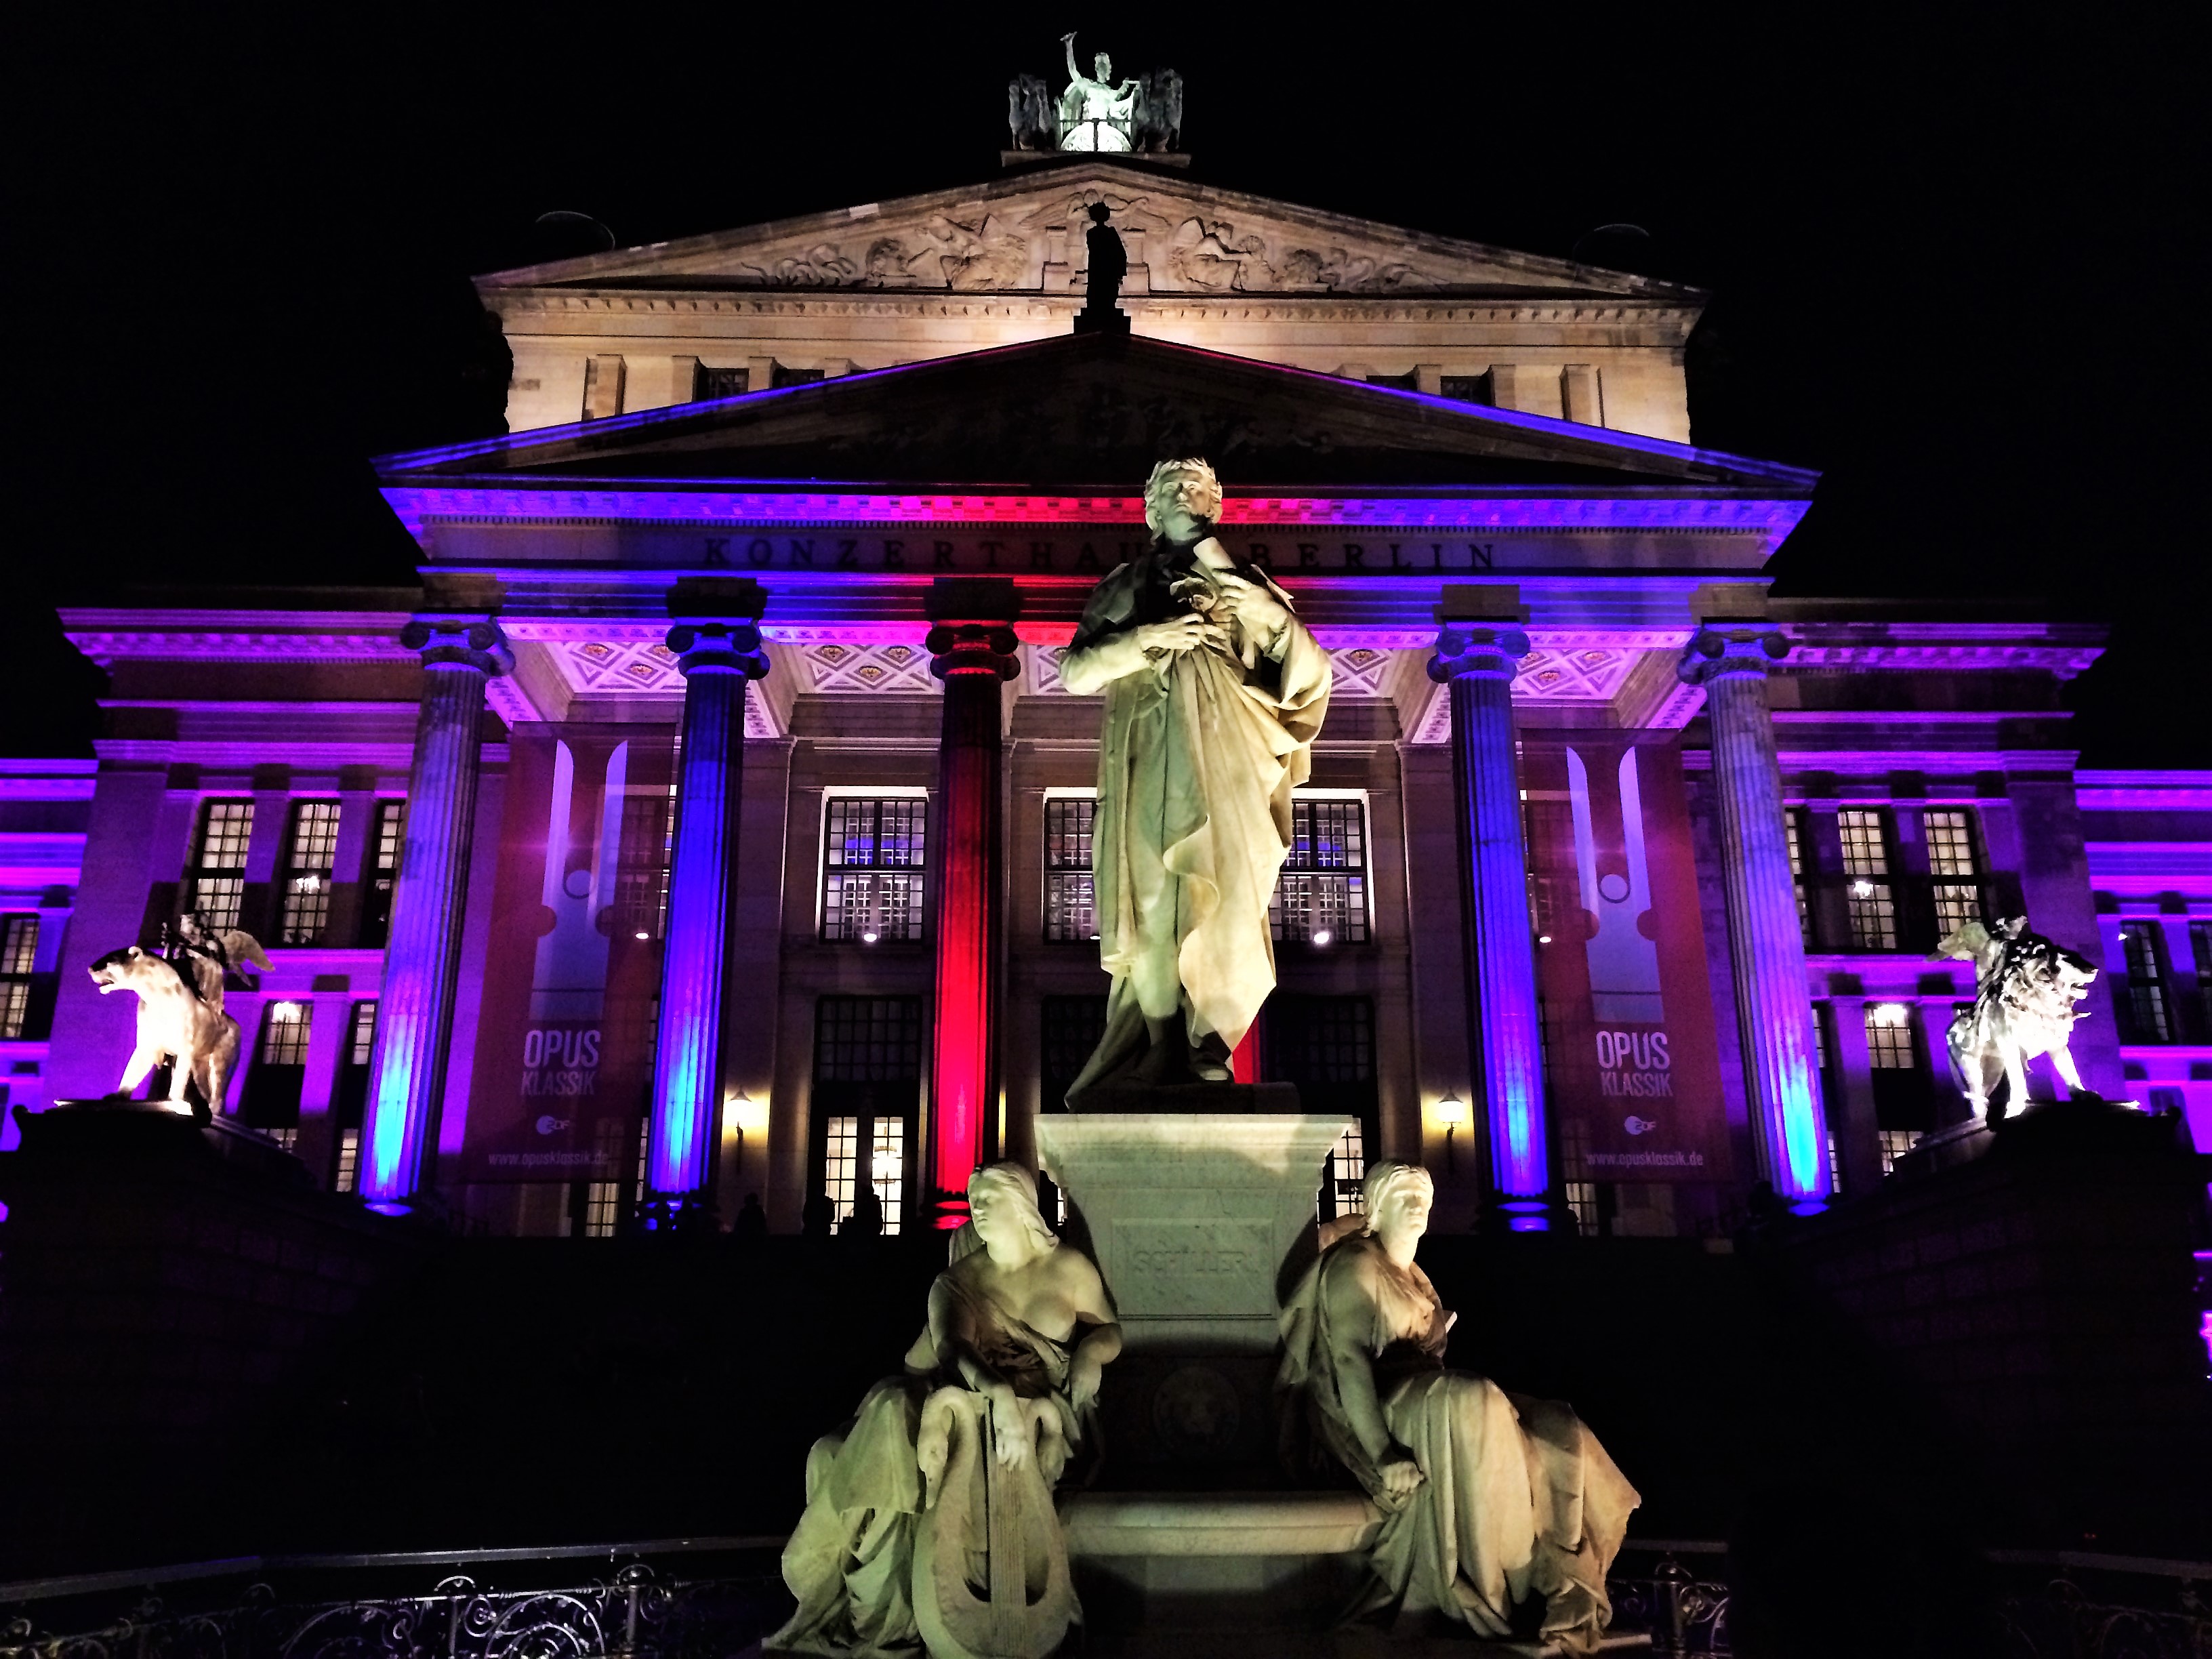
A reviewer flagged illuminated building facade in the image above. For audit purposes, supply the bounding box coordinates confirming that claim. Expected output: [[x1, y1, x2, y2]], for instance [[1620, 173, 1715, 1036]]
[[15, 159, 2209, 1236]]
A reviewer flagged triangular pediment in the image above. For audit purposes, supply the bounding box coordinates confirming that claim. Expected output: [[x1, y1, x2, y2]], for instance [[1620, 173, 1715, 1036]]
[[378, 333, 1808, 495], [474, 158, 1697, 304]]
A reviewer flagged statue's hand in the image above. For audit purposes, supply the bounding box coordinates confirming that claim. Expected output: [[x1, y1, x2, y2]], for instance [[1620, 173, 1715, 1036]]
[[1211, 571, 1292, 641], [1132, 615, 1229, 656], [1378, 1450, 1426, 1501], [1069, 1354, 1103, 1414], [991, 1399, 1035, 1470]]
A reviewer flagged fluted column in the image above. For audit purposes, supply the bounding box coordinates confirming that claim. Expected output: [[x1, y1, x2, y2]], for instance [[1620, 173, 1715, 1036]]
[[644, 583, 769, 1227], [360, 619, 512, 1210], [1679, 626, 1830, 1206], [924, 579, 1021, 1230], [1428, 623, 1549, 1212]]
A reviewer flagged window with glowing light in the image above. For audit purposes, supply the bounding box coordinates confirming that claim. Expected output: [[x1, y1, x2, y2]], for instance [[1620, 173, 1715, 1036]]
[[812, 996, 922, 1235], [1864, 1001, 1936, 1140], [332, 1127, 360, 1193], [0, 914, 40, 1040], [2192, 922, 2212, 1029], [359, 800, 405, 946], [1271, 796, 1369, 945], [1878, 1128, 1918, 1176], [243, 1000, 312, 1130], [613, 789, 674, 941], [277, 801, 342, 945], [2118, 924, 2173, 1043], [822, 796, 927, 943], [1559, 1114, 1601, 1237], [581, 1117, 635, 1237], [1922, 809, 1986, 941], [1837, 809, 1898, 951], [185, 800, 254, 932], [1044, 795, 1097, 943]]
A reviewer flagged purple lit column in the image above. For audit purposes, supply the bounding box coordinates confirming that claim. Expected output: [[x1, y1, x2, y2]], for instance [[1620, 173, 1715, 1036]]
[[1679, 626, 1831, 1206], [1428, 621, 1549, 1210], [645, 583, 769, 1224], [361, 619, 512, 1210]]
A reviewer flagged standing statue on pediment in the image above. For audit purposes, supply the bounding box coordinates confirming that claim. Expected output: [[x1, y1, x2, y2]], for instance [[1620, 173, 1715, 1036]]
[[171, 909, 272, 1014], [1058, 460, 1330, 1098], [1057, 33, 1139, 152]]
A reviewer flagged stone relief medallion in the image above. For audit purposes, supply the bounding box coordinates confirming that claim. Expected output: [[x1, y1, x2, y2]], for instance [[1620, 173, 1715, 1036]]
[[1150, 1362, 1242, 1458]]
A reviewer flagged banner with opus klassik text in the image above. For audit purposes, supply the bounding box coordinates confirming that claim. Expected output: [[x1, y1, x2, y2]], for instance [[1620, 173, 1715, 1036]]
[[1523, 735, 1733, 1185], [462, 729, 674, 1182]]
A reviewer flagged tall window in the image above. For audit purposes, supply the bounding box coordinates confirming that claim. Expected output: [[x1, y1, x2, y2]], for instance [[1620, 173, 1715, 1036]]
[[1864, 1002, 1933, 1161], [1044, 796, 1097, 943], [0, 914, 39, 1040], [695, 365, 750, 400], [613, 790, 674, 940], [1321, 1121, 1367, 1225], [1559, 1114, 1600, 1237], [581, 1118, 634, 1237], [278, 802, 342, 945], [1923, 810, 1985, 941], [1041, 995, 1109, 1112], [2119, 924, 2171, 1042], [330, 1000, 375, 1192], [1271, 796, 1369, 945], [821, 796, 927, 943], [1267, 995, 1377, 1221], [186, 800, 255, 930], [813, 996, 924, 1233], [244, 1000, 312, 1129], [2192, 922, 2212, 1027], [1784, 809, 1814, 947], [360, 801, 405, 946], [1837, 809, 1898, 950]]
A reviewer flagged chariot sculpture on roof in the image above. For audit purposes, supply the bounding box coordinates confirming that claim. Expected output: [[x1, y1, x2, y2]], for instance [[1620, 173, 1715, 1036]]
[[1006, 34, 1182, 156]]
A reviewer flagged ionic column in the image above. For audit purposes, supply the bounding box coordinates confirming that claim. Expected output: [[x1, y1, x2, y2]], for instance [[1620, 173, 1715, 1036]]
[[1427, 620, 1550, 1212], [924, 579, 1021, 1230], [1679, 627, 1831, 1205], [644, 583, 769, 1227], [360, 619, 512, 1210]]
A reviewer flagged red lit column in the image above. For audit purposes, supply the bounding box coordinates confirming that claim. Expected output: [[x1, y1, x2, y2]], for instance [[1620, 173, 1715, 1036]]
[[924, 579, 1021, 1229]]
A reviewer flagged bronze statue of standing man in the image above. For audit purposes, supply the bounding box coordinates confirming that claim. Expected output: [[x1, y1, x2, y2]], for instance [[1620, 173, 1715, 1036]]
[[1059, 460, 1330, 1099]]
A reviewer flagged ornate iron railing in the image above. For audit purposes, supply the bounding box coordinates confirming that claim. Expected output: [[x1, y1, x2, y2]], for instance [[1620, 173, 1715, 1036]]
[[1607, 1553, 1732, 1656], [1990, 1566, 2211, 1659], [1, 1564, 786, 1659]]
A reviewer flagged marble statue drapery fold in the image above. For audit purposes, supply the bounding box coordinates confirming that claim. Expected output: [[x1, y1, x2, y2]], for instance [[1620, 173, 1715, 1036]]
[[1059, 538, 1330, 1094], [1277, 1174, 1637, 1656]]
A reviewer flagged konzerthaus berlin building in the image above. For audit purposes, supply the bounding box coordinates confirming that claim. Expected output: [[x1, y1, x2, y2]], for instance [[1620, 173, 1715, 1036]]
[[9, 157, 2210, 1237]]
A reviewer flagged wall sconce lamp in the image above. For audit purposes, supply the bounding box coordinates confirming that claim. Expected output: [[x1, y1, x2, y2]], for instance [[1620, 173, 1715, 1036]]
[[1437, 1092, 1467, 1171], [724, 1090, 768, 1169]]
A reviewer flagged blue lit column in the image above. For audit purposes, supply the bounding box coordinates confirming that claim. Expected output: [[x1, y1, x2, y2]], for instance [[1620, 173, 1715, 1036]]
[[1679, 626, 1831, 1207], [644, 583, 769, 1227], [361, 619, 512, 1211], [1428, 621, 1549, 1215]]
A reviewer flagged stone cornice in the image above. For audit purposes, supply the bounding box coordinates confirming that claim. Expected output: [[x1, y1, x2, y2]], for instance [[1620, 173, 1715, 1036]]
[[489, 290, 1702, 331], [1779, 638, 2104, 678], [62, 609, 416, 665]]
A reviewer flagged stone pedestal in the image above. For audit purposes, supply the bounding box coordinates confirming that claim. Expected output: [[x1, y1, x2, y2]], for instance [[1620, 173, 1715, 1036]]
[[1036, 1113, 1347, 1482]]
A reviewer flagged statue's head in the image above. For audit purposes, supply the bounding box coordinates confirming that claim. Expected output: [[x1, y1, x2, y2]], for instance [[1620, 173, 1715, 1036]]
[[178, 910, 209, 942], [1361, 1161, 1435, 1248], [1143, 458, 1223, 545], [1094, 52, 1113, 80], [967, 1160, 1059, 1260], [1088, 202, 1112, 226]]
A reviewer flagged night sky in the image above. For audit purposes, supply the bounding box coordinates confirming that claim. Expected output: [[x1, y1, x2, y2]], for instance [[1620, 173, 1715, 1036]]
[[15, 11, 2205, 762]]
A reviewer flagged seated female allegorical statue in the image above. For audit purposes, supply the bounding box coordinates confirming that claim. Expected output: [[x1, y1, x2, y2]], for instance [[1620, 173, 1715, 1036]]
[[769, 1162, 1122, 1659], [1277, 1162, 1640, 1656]]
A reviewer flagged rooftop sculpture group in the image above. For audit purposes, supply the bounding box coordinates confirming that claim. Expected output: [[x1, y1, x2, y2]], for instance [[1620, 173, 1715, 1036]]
[[1006, 35, 1183, 156], [85, 912, 269, 1119], [1935, 915, 2101, 1120]]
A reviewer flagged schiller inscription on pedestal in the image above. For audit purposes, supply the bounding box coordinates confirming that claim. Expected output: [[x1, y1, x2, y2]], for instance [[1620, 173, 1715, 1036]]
[[1112, 1220, 1273, 1317]]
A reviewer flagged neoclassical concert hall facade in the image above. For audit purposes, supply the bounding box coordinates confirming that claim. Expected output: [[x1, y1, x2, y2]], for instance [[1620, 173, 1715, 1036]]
[[12, 158, 2209, 1237]]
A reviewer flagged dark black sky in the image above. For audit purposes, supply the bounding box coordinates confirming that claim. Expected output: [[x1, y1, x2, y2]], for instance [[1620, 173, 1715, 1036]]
[[14, 7, 2206, 761]]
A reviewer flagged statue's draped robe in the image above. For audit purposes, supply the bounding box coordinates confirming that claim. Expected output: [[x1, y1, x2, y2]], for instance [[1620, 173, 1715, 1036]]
[[1277, 1235, 1639, 1656], [1059, 544, 1330, 1099], [770, 1276, 1082, 1658]]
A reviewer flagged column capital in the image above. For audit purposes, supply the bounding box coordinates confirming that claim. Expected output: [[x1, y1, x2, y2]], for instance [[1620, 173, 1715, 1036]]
[[1427, 625, 1530, 683], [927, 623, 1021, 681], [400, 617, 514, 676], [1677, 626, 1788, 687], [665, 622, 769, 678]]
